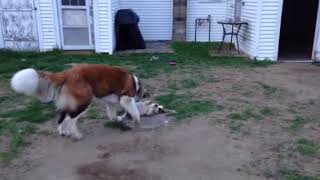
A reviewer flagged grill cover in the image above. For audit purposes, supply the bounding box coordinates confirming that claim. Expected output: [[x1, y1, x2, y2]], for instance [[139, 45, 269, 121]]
[[115, 9, 146, 50]]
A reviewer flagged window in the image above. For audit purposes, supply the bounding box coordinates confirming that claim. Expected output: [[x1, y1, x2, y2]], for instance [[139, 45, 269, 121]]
[[198, 0, 224, 3], [62, 0, 85, 6]]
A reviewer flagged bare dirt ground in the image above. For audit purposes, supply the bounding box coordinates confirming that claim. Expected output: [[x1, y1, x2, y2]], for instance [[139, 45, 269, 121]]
[[1, 63, 320, 180]]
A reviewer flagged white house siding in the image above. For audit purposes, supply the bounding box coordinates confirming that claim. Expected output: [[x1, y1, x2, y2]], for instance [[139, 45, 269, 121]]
[[256, 0, 282, 60], [0, 23, 3, 48], [93, 0, 112, 53], [186, 0, 227, 42], [226, 0, 259, 59], [111, 0, 119, 51], [37, 0, 60, 51], [119, 0, 173, 40]]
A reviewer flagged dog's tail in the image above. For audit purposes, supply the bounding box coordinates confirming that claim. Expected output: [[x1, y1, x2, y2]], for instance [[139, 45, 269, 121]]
[[11, 68, 39, 95]]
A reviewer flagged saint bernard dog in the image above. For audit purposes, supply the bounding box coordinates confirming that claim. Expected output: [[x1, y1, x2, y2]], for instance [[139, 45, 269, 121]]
[[11, 64, 144, 139]]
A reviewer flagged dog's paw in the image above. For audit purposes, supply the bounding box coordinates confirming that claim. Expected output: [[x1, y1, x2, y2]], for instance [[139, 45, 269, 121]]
[[58, 124, 72, 137], [116, 116, 124, 122], [72, 133, 83, 140], [57, 125, 63, 135], [62, 128, 71, 137], [134, 119, 141, 127]]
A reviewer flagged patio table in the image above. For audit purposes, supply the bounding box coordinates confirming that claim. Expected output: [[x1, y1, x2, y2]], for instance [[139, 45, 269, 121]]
[[217, 20, 248, 54]]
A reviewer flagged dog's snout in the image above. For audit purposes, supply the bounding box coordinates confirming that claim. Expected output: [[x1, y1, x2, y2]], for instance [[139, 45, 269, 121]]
[[158, 108, 165, 113]]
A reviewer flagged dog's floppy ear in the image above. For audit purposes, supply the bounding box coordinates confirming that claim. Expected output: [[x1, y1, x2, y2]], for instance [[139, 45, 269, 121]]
[[38, 71, 66, 87], [38, 71, 51, 80], [143, 100, 152, 105]]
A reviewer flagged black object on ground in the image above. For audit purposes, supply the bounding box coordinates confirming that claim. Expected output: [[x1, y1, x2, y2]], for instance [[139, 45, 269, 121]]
[[115, 9, 146, 51]]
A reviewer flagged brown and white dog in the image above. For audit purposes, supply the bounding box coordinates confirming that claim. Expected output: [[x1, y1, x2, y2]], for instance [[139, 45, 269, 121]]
[[11, 64, 143, 139]]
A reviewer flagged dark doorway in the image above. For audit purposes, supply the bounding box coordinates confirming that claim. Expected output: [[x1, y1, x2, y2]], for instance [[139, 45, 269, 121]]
[[278, 0, 319, 60]]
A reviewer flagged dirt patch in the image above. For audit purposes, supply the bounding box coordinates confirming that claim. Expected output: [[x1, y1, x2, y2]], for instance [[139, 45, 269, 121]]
[[77, 160, 161, 180]]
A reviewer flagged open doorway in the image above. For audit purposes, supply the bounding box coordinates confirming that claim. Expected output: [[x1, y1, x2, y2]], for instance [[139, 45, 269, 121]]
[[278, 0, 319, 61]]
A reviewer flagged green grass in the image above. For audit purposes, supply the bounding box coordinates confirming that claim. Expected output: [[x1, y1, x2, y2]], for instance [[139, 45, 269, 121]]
[[167, 73, 214, 91], [86, 104, 99, 119], [295, 139, 320, 157], [227, 107, 275, 130], [167, 80, 180, 90], [228, 108, 262, 121], [156, 94, 223, 120], [259, 107, 275, 116], [171, 42, 274, 67], [180, 79, 199, 89], [289, 116, 315, 131], [0, 97, 55, 162], [0, 121, 35, 162], [0, 42, 274, 79], [0, 50, 177, 80], [1, 99, 55, 124], [167, 78, 199, 91], [280, 169, 320, 180], [255, 82, 278, 96]]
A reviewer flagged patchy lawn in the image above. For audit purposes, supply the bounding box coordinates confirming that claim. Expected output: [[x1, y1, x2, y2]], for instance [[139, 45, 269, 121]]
[[0, 43, 319, 180]]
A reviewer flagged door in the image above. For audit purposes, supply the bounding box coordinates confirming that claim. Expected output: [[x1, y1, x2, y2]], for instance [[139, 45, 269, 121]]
[[58, 0, 94, 50], [0, 0, 39, 50], [278, 0, 319, 60]]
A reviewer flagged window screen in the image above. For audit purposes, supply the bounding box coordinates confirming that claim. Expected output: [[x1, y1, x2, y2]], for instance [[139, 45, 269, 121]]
[[62, 0, 85, 6]]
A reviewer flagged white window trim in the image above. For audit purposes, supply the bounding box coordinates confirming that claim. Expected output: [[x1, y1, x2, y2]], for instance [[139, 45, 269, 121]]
[[34, 0, 44, 51], [274, 0, 284, 61], [108, 0, 113, 54], [54, 0, 62, 49], [0, 15, 4, 48], [312, 1, 320, 60], [93, 0, 100, 53]]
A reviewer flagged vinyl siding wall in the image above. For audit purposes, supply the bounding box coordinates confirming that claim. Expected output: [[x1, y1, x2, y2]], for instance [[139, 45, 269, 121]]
[[119, 0, 173, 40], [37, 0, 60, 51], [186, 0, 228, 42], [256, 0, 282, 60], [93, 0, 112, 53], [226, 0, 259, 58]]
